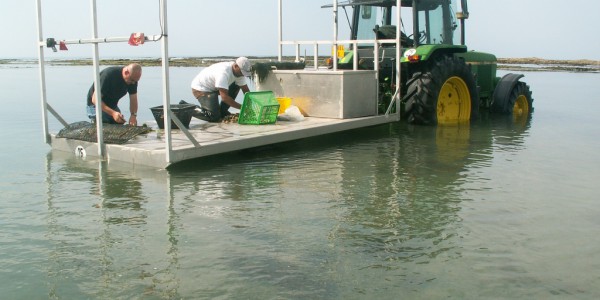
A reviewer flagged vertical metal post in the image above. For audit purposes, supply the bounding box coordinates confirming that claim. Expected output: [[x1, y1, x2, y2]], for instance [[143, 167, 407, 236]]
[[396, 0, 402, 118], [412, 0, 418, 46], [313, 43, 318, 70], [374, 38, 379, 111], [91, 0, 105, 158], [374, 41, 379, 72], [35, 0, 50, 144], [160, 0, 173, 164], [278, 0, 282, 62], [332, 0, 338, 71], [353, 41, 358, 70]]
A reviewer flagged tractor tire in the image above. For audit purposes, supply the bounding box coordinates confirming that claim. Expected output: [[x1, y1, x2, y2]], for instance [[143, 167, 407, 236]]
[[490, 81, 533, 117], [402, 56, 479, 125]]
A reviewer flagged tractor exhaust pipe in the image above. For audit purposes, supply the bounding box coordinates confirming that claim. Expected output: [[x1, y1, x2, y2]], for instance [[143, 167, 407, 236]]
[[457, 0, 470, 45]]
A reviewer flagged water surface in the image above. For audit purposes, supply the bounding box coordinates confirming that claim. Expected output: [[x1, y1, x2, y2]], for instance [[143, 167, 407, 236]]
[[1, 65, 599, 299]]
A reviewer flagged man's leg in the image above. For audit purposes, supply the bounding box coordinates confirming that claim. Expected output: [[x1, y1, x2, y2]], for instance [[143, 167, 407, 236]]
[[197, 92, 221, 122], [87, 105, 96, 123], [87, 105, 120, 124]]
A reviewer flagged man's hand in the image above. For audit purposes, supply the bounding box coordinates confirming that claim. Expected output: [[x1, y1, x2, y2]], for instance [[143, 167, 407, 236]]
[[218, 88, 241, 109], [129, 115, 138, 126], [112, 111, 126, 124]]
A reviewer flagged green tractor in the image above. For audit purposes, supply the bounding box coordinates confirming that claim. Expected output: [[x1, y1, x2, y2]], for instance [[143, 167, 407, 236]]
[[333, 0, 533, 125]]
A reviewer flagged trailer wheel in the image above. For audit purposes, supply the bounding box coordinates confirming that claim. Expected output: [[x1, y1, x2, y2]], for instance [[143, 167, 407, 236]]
[[491, 81, 533, 117], [403, 56, 479, 125]]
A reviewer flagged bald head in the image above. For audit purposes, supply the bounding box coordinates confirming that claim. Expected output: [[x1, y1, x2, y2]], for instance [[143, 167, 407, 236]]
[[123, 63, 142, 84]]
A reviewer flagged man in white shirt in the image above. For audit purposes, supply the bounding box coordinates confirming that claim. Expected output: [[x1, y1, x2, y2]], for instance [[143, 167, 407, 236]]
[[188, 57, 252, 122]]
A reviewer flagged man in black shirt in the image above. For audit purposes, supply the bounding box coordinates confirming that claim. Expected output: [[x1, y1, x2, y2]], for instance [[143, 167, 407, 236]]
[[86, 63, 142, 125]]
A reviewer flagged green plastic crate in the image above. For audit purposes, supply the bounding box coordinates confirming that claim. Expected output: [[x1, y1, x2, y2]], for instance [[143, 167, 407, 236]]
[[238, 91, 280, 125]]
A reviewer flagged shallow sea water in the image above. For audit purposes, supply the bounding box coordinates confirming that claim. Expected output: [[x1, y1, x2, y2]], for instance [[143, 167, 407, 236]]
[[1, 64, 599, 299]]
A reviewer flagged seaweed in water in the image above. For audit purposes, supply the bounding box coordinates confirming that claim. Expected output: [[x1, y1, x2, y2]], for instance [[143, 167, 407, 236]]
[[56, 121, 152, 144]]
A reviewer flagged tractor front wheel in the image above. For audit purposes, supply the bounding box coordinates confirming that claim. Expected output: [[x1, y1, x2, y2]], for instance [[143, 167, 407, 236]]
[[490, 81, 533, 117], [403, 56, 479, 125]]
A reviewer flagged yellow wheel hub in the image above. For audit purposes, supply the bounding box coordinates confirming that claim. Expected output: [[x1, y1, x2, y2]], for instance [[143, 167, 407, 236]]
[[437, 76, 471, 124], [513, 95, 530, 117]]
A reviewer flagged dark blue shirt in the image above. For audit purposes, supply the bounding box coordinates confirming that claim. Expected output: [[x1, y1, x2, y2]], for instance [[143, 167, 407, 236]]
[[86, 66, 137, 107]]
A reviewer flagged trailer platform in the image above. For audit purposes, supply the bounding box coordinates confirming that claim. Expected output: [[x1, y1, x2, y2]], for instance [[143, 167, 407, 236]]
[[50, 115, 397, 169]]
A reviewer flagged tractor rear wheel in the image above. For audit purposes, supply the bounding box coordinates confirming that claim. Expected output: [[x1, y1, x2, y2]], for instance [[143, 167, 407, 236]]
[[490, 81, 533, 117], [403, 56, 479, 125]]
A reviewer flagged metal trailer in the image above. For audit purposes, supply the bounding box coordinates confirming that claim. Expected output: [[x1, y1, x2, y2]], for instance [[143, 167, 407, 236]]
[[37, 0, 402, 169]]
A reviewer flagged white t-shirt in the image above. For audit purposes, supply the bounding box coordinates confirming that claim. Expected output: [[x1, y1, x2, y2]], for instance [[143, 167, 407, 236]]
[[190, 61, 247, 92]]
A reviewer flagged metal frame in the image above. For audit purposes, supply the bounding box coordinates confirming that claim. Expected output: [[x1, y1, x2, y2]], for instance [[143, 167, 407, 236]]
[[36, 0, 402, 168], [35, 0, 193, 164]]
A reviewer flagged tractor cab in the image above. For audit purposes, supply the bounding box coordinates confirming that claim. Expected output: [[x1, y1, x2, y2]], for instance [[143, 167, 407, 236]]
[[332, 0, 464, 72], [351, 0, 460, 47]]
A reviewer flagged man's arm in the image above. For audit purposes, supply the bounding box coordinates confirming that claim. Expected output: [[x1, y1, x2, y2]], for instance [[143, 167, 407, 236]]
[[91, 91, 125, 124], [218, 88, 241, 109], [240, 84, 250, 94], [128, 93, 138, 126]]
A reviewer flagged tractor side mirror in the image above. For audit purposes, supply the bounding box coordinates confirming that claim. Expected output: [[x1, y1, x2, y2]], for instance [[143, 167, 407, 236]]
[[362, 6, 372, 19]]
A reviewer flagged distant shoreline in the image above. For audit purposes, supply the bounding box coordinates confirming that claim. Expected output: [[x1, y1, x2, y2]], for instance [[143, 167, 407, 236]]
[[2, 56, 599, 73], [497, 58, 600, 73]]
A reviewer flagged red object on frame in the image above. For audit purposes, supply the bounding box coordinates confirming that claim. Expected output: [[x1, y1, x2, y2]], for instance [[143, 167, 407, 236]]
[[59, 41, 68, 51], [128, 33, 145, 46]]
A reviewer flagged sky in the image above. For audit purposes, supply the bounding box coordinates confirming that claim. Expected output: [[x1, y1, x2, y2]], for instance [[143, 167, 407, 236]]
[[2, 0, 599, 61]]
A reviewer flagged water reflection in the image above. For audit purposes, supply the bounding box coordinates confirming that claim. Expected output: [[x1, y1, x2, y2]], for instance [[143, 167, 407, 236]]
[[43, 152, 181, 299], [289, 115, 534, 272], [169, 115, 532, 297], [483, 112, 533, 151], [327, 124, 474, 268], [41, 114, 532, 298], [47, 152, 146, 224]]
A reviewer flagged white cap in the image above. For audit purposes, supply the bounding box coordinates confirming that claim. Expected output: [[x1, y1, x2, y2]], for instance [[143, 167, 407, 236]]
[[235, 57, 252, 77]]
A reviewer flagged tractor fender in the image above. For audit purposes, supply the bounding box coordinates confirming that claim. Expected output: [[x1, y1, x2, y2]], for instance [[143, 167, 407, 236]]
[[492, 73, 524, 111]]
